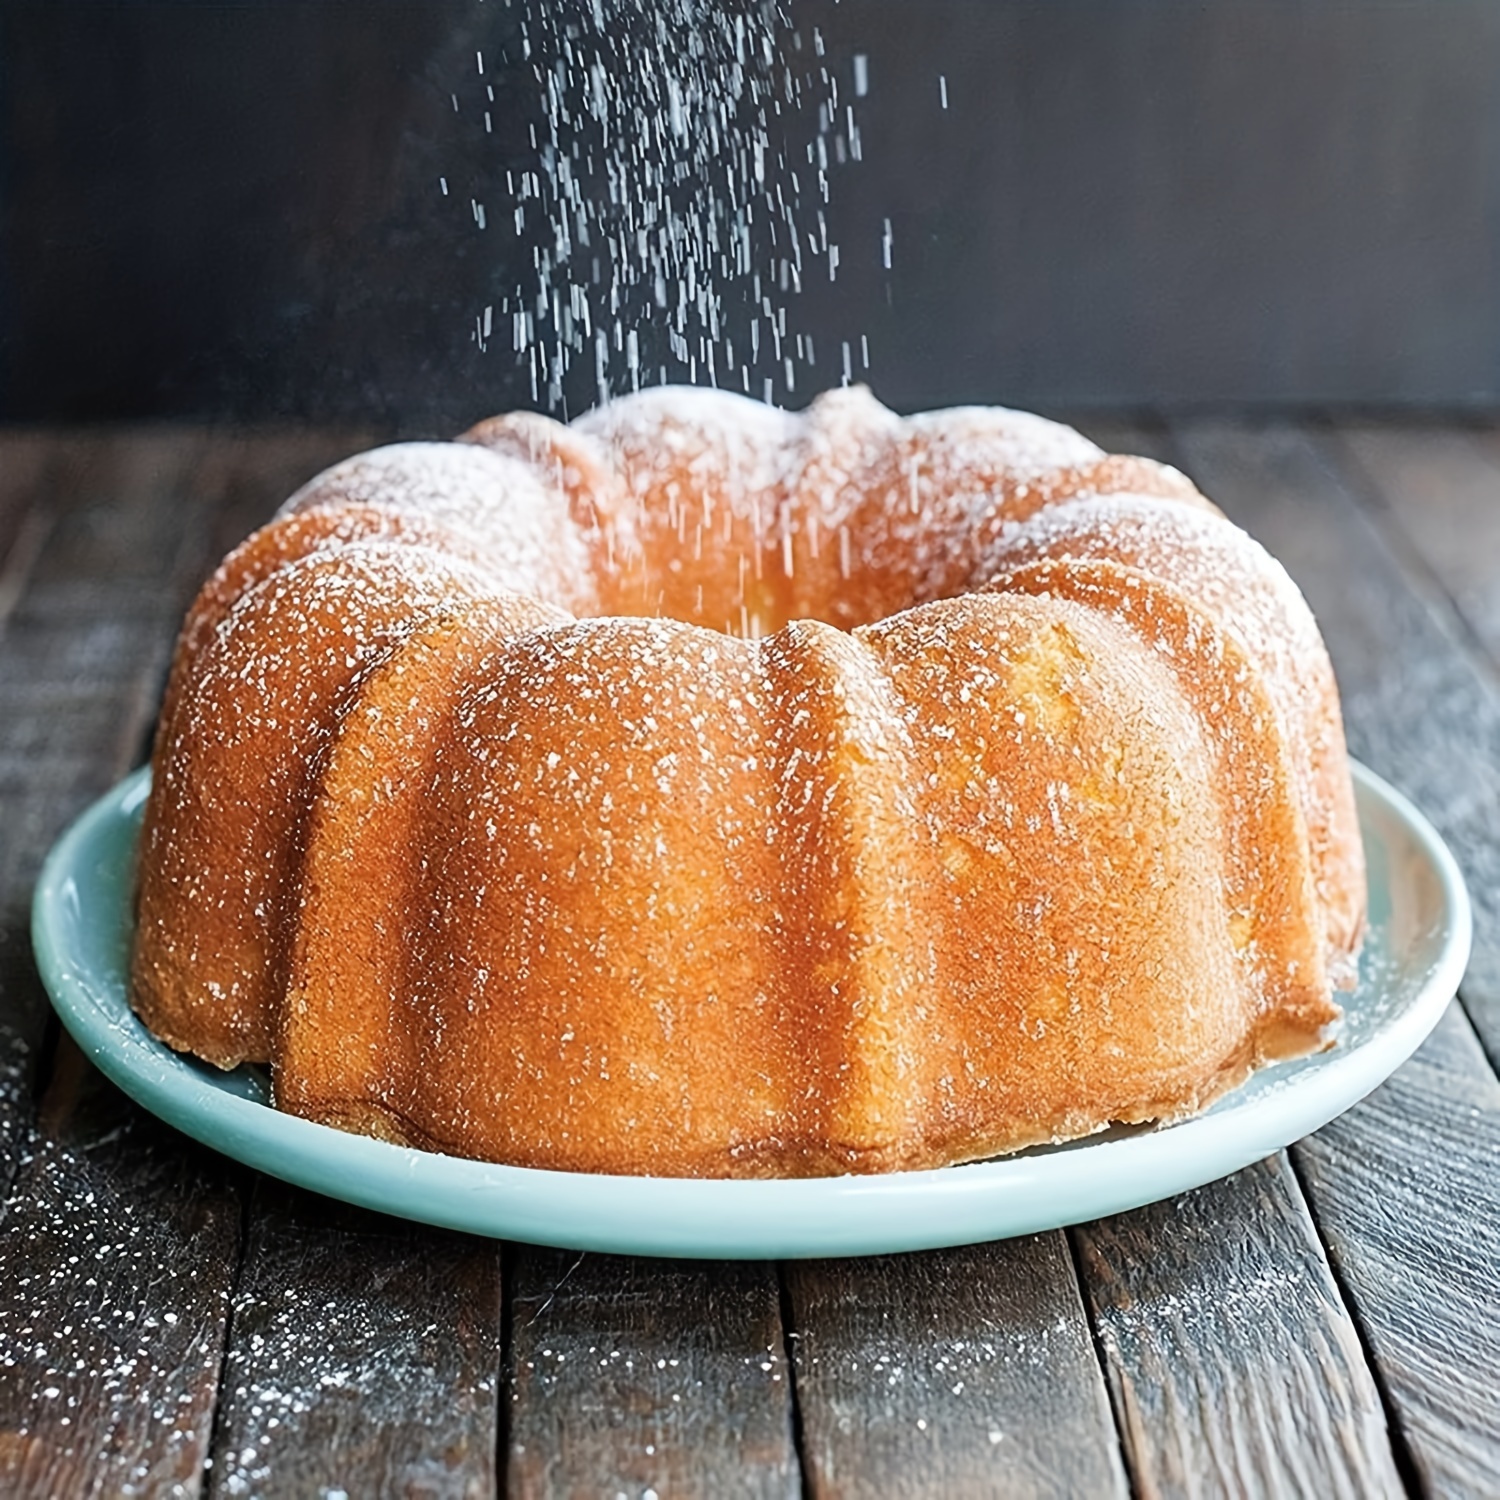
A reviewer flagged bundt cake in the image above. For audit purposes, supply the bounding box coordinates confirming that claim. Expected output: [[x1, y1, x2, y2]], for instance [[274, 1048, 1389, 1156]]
[[130, 386, 1365, 1177]]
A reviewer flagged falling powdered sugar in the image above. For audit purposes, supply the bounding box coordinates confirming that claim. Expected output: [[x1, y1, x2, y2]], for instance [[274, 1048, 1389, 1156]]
[[446, 0, 874, 413]]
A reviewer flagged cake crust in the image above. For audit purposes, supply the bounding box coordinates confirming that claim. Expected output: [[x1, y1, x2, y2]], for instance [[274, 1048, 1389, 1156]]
[[131, 386, 1364, 1177]]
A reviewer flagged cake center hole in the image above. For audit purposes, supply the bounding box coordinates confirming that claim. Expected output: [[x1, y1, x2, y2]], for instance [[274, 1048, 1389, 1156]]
[[587, 508, 914, 640]]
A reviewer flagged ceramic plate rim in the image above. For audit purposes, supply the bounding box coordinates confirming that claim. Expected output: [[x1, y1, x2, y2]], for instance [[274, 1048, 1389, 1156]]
[[31, 760, 1471, 1258]]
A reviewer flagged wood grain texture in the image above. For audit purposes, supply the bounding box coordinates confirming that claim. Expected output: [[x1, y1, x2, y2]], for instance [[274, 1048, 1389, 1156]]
[[184, 425, 385, 566], [5, 416, 1499, 1499], [506, 1249, 797, 1499], [0, 427, 398, 1495], [1074, 1157, 1402, 1500], [1295, 1002, 1500, 1498], [0, 432, 57, 614], [1336, 424, 1500, 675], [1060, 416, 1175, 466], [209, 1179, 502, 1500], [0, 1037, 242, 1498], [0, 427, 383, 1190], [1168, 417, 1500, 1492], [1170, 419, 1500, 1067], [783, 1236, 1127, 1500], [0, 429, 208, 1185]]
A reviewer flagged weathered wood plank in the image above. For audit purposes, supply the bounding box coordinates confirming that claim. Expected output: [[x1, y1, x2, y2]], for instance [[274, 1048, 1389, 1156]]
[[1060, 415, 1175, 466], [0, 431, 55, 505], [0, 426, 383, 1188], [0, 507, 54, 644], [1168, 418, 1500, 1492], [186, 424, 384, 565], [1296, 1002, 1500, 1499], [1074, 1156, 1403, 1499], [783, 1237, 1127, 1500], [0, 432, 59, 623], [0, 1036, 241, 1498], [1335, 424, 1500, 674], [208, 1179, 502, 1500], [0, 429, 211, 1185], [5, 415, 1492, 1500], [0, 427, 397, 1498], [506, 1249, 797, 1499], [1169, 420, 1500, 1065]]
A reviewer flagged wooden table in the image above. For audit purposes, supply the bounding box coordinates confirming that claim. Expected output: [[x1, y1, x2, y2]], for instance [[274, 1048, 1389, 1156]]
[[0, 418, 1497, 1499]]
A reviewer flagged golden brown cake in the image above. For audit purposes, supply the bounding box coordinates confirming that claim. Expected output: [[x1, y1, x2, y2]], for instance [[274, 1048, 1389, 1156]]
[[131, 386, 1364, 1177]]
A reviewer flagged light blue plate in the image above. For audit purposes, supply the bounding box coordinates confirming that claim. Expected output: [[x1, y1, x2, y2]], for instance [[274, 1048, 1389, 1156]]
[[32, 761, 1470, 1259]]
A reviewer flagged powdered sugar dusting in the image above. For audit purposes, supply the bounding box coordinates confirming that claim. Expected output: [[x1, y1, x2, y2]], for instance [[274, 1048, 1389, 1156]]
[[132, 386, 1364, 1175], [449, 0, 874, 411], [280, 442, 595, 613]]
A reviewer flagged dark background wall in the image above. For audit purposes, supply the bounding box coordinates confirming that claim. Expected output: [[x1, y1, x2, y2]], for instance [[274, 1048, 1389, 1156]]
[[3, 0, 1498, 428]]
